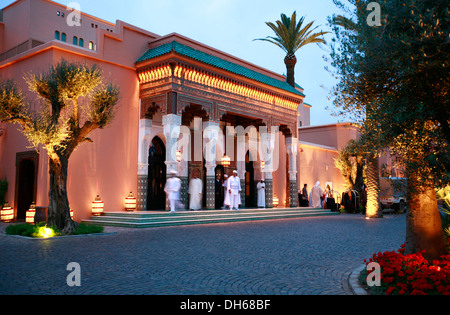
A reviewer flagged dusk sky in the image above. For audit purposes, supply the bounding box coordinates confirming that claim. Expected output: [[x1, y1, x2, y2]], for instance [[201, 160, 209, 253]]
[[2, 0, 346, 126]]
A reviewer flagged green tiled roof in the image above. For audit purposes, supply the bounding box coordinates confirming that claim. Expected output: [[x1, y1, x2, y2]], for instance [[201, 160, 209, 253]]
[[136, 41, 305, 97]]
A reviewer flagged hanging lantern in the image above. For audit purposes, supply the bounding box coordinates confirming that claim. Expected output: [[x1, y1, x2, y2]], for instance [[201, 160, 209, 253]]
[[70, 209, 74, 220], [1, 202, 14, 222], [124, 192, 137, 212], [221, 155, 231, 167], [176, 150, 182, 162], [273, 194, 279, 208], [26, 202, 36, 225], [261, 160, 265, 170], [91, 195, 104, 216]]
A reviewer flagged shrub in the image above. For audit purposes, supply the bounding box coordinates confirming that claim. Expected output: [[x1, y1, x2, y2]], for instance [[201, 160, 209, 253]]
[[72, 223, 103, 235], [362, 239, 450, 295], [5, 222, 103, 237], [6, 223, 38, 237]]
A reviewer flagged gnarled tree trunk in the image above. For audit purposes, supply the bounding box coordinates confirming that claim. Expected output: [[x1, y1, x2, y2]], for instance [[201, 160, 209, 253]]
[[405, 172, 447, 261], [47, 154, 76, 234]]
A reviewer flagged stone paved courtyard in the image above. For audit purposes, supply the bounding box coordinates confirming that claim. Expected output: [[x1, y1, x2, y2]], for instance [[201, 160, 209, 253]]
[[0, 213, 405, 295]]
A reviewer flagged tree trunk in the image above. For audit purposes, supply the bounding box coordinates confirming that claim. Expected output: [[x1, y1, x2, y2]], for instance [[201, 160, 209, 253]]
[[47, 155, 76, 234], [405, 172, 447, 261], [284, 53, 297, 88], [365, 155, 382, 218]]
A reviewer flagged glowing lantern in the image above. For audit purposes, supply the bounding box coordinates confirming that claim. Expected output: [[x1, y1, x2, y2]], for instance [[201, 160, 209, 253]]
[[26, 202, 36, 225], [273, 194, 279, 208], [221, 155, 231, 167], [176, 150, 182, 162], [91, 195, 104, 216], [261, 160, 265, 170], [70, 209, 74, 220], [124, 192, 137, 212], [1, 202, 14, 222]]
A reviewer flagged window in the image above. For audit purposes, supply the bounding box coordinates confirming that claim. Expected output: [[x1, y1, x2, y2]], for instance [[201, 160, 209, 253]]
[[61, 32, 66, 42], [73, 36, 78, 45], [55, 31, 60, 40], [89, 41, 94, 50], [79, 38, 84, 47]]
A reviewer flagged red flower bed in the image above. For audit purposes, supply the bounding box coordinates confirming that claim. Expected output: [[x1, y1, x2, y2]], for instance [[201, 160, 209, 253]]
[[364, 239, 450, 295]]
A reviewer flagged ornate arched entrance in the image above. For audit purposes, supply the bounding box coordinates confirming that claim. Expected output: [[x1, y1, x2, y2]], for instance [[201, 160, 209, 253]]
[[147, 136, 166, 210]]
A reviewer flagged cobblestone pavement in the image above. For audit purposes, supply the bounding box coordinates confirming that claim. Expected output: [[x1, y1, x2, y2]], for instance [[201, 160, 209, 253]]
[[0, 213, 405, 295]]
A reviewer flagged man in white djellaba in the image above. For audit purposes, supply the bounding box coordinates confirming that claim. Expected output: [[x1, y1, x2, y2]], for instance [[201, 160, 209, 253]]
[[222, 174, 230, 209], [227, 170, 241, 210], [309, 181, 323, 208], [164, 170, 181, 212], [189, 169, 203, 210], [257, 179, 266, 208]]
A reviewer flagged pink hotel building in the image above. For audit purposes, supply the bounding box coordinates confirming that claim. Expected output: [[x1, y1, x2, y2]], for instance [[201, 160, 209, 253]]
[[0, 0, 360, 222]]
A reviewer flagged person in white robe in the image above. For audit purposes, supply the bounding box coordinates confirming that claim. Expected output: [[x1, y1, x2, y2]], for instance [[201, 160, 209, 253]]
[[309, 181, 323, 208], [222, 174, 230, 209], [189, 170, 203, 210], [257, 179, 266, 208], [164, 170, 181, 212], [227, 170, 241, 210]]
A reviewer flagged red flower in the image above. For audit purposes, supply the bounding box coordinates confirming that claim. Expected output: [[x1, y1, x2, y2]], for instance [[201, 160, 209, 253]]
[[364, 242, 450, 295]]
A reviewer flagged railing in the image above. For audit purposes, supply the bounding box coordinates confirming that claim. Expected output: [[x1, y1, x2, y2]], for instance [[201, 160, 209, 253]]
[[0, 38, 45, 62]]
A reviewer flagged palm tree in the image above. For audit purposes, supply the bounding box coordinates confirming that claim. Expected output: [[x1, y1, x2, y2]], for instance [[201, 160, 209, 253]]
[[255, 11, 329, 87]]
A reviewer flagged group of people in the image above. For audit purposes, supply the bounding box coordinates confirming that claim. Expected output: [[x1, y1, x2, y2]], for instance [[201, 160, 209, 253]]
[[217, 170, 243, 210], [164, 169, 252, 212], [299, 181, 335, 209], [165, 174, 343, 212], [218, 175, 266, 210]]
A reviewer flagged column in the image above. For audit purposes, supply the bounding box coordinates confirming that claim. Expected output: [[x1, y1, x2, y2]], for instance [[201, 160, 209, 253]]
[[286, 136, 299, 207], [177, 125, 190, 210], [163, 114, 182, 210], [237, 160, 246, 208], [260, 126, 278, 208], [137, 118, 152, 211], [203, 121, 220, 210]]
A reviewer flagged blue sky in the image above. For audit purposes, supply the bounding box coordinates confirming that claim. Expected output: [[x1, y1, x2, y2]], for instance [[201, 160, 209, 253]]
[[2, 0, 345, 126]]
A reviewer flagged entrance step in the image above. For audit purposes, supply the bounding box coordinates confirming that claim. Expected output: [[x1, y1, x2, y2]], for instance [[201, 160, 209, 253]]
[[82, 207, 340, 228]]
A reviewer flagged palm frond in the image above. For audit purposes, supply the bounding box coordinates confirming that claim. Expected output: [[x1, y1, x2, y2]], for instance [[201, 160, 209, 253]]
[[331, 15, 358, 31], [255, 11, 329, 55]]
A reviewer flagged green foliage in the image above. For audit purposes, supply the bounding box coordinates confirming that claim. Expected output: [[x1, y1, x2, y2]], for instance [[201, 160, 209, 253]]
[[437, 186, 450, 237], [334, 138, 365, 190], [5, 223, 36, 237], [5, 222, 61, 237], [328, 0, 449, 190], [0, 80, 31, 129], [1, 60, 120, 157], [5, 222, 104, 237], [254, 11, 329, 55], [87, 83, 120, 127], [72, 223, 104, 235]]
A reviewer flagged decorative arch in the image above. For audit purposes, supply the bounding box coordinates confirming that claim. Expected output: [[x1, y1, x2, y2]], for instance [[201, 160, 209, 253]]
[[147, 136, 166, 210], [181, 104, 210, 126]]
